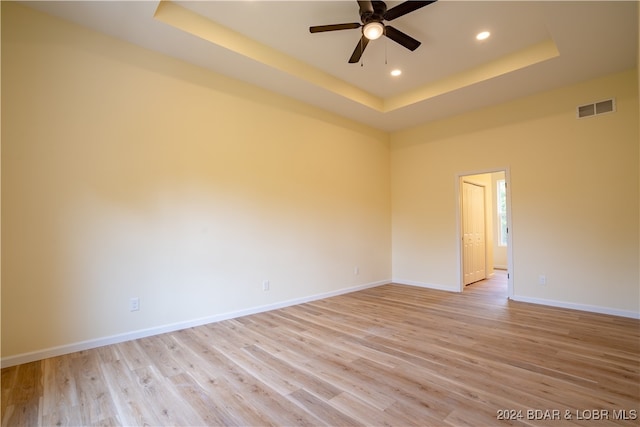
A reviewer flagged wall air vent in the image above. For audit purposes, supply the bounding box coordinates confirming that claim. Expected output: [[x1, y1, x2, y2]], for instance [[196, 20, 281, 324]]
[[577, 98, 615, 119]]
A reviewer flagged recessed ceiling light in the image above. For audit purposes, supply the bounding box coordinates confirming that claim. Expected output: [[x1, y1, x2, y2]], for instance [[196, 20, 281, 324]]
[[390, 69, 402, 77], [476, 31, 491, 41]]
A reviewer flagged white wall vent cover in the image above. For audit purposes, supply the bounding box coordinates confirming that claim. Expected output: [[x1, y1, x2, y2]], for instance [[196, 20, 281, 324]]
[[577, 98, 616, 119]]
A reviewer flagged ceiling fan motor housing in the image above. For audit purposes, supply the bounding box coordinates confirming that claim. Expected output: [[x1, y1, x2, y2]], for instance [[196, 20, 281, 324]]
[[360, 1, 387, 24]]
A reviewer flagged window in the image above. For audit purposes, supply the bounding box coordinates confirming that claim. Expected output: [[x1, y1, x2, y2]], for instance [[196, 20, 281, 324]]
[[497, 179, 507, 246]]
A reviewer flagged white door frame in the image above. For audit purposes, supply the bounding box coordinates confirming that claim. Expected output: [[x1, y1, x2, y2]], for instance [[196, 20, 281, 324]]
[[455, 167, 514, 298]]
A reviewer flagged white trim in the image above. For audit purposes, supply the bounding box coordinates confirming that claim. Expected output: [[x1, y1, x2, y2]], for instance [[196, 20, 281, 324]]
[[504, 167, 514, 299], [1, 279, 389, 368], [392, 278, 460, 293], [510, 295, 640, 319]]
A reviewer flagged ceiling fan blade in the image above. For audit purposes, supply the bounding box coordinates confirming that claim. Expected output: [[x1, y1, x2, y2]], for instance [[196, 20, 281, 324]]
[[348, 35, 370, 63], [357, 0, 374, 14], [384, 25, 421, 51], [384, 1, 436, 21], [310, 23, 361, 33]]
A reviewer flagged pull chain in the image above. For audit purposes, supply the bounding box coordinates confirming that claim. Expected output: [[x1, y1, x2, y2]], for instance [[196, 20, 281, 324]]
[[385, 36, 388, 65]]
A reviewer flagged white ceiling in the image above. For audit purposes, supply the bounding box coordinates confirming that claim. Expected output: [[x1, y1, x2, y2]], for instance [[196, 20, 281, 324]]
[[23, 1, 638, 131]]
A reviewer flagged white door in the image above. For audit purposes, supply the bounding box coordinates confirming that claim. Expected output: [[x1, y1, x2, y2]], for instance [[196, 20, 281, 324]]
[[462, 181, 486, 285]]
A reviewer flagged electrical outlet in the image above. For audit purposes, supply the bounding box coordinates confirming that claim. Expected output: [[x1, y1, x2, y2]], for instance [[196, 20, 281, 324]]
[[538, 275, 547, 285], [262, 280, 270, 291], [354, 266, 359, 275], [130, 297, 140, 311]]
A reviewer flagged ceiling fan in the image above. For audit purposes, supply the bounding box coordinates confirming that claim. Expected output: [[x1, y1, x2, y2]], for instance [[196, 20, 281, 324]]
[[309, 1, 437, 63]]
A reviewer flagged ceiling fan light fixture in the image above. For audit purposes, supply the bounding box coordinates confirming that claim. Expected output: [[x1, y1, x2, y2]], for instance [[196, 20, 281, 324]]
[[363, 22, 384, 40]]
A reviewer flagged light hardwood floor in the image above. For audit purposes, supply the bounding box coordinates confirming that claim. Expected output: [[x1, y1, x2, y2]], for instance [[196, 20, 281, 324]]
[[2, 273, 639, 426]]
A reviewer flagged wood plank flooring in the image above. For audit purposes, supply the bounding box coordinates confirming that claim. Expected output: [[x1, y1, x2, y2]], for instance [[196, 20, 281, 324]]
[[2, 273, 639, 426]]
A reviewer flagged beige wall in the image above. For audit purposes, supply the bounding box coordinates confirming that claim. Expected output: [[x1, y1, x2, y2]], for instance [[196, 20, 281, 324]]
[[391, 68, 639, 315], [1, 3, 391, 359]]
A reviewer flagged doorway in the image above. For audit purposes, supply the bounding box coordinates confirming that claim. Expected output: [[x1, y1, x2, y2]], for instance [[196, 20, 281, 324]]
[[457, 169, 513, 297]]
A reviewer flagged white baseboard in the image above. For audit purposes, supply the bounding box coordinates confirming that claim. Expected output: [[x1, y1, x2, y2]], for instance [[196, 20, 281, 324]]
[[510, 295, 640, 319], [1, 279, 389, 368], [392, 278, 460, 293]]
